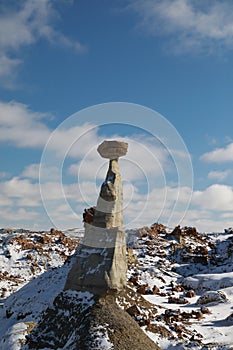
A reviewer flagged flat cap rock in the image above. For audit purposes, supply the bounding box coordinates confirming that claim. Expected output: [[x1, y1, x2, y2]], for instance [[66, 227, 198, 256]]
[[97, 140, 128, 159]]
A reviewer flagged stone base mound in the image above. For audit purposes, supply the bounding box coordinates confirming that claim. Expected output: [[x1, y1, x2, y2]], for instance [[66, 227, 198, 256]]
[[24, 291, 160, 350]]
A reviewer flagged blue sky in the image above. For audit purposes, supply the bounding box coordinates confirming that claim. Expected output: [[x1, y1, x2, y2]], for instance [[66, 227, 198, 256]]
[[0, 0, 233, 232]]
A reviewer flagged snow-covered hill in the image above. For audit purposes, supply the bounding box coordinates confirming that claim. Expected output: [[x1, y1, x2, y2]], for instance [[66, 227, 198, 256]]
[[0, 225, 233, 349]]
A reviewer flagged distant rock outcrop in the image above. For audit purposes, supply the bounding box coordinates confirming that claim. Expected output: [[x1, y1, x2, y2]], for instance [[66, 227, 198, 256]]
[[196, 291, 228, 305]]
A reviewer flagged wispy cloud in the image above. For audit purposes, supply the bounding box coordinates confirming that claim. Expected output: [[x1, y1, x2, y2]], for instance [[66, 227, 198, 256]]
[[0, 194, 13, 207], [0, 207, 39, 221], [208, 170, 230, 181], [0, 0, 85, 85], [0, 56, 21, 87], [21, 163, 61, 181], [21, 164, 41, 180], [130, 0, 233, 54], [201, 143, 233, 162]]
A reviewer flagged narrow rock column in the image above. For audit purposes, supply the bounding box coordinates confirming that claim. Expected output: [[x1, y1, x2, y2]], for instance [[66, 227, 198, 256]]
[[93, 158, 123, 228], [64, 140, 128, 295]]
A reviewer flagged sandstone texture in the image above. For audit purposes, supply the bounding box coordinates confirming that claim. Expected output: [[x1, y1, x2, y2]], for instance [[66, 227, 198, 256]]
[[64, 227, 126, 295], [64, 140, 128, 295], [93, 158, 123, 228], [97, 140, 128, 159]]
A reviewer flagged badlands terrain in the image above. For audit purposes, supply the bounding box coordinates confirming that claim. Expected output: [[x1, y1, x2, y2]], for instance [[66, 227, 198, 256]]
[[0, 224, 233, 349]]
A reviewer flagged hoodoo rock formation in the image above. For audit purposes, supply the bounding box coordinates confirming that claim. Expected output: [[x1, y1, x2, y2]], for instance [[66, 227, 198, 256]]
[[64, 140, 128, 295], [25, 141, 161, 350]]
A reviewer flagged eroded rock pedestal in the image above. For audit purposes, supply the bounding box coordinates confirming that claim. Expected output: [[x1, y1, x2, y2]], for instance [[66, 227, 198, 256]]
[[24, 141, 162, 349], [64, 140, 128, 295]]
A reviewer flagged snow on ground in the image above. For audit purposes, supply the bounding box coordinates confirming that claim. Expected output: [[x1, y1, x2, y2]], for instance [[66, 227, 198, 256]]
[[0, 228, 79, 350], [0, 228, 80, 298], [89, 325, 113, 350], [0, 225, 233, 349], [189, 285, 233, 348], [127, 225, 233, 349], [183, 272, 233, 291]]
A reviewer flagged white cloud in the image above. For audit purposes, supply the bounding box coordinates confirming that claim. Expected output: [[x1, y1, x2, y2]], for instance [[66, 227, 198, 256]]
[[0, 102, 100, 159], [0, 55, 21, 87], [41, 25, 84, 52], [130, 0, 233, 54], [2, 105, 231, 232], [0, 0, 85, 83], [0, 177, 39, 199], [192, 184, 233, 211], [68, 153, 107, 180], [0, 101, 51, 147], [124, 182, 233, 230], [201, 143, 233, 162], [76, 181, 99, 204], [0, 176, 78, 203], [0, 194, 13, 207], [46, 124, 100, 159], [21, 163, 60, 181], [208, 170, 230, 181], [220, 212, 233, 219], [181, 205, 233, 233], [16, 198, 41, 207], [184, 216, 230, 233], [21, 164, 40, 179], [0, 208, 39, 222], [1, 167, 232, 232], [121, 138, 169, 181], [68, 136, 170, 184], [123, 185, 192, 227]]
